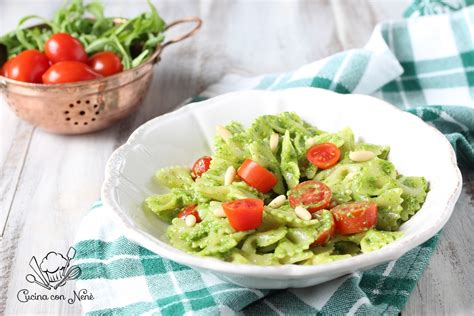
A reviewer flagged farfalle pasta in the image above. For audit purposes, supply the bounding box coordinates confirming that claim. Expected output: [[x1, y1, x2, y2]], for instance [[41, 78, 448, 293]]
[[144, 112, 428, 265]]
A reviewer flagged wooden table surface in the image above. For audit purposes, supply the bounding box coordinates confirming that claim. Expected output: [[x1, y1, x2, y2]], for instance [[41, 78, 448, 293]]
[[1, 0, 473, 315]]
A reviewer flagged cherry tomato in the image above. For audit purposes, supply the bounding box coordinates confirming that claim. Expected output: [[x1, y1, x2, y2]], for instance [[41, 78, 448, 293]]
[[1, 59, 13, 77], [331, 201, 377, 235], [42, 61, 101, 84], [289, 180, 332, 213], [192, 156, 212, 179], [310, 211, 336, 247], [222, 198, 264, 231], [44, 33, 88, 63], [237, 159, 277, 193], [2, 50, 50, 83], [89, 51, 124, 77], [307, 143, 341, 169], [177, 205, 201, 223]]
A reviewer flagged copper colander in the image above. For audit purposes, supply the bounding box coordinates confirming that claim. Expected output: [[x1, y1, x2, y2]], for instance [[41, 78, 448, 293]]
[[0, 17, 202, 134]]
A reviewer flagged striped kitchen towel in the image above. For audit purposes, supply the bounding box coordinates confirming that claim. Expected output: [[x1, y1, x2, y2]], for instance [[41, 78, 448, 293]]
[[73, 2, 474, 315]]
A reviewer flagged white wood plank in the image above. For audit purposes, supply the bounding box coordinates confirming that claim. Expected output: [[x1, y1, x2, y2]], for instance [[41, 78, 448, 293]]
[[0, 121, 34, 236], [368, 0, 412, 21], [330, 0, 412, 49], [403, 168, 474, 315]]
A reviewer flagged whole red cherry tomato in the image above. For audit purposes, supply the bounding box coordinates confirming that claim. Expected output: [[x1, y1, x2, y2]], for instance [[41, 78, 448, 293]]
[[1, 59, 12, 77], [44, 33, 88, 63], [42, 61, 101, 84], [2, 50, 50, 83], [89, 52, 124, 77]]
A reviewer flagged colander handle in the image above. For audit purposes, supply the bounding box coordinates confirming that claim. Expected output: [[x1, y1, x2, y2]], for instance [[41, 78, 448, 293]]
[[151, 16, 202, 64]]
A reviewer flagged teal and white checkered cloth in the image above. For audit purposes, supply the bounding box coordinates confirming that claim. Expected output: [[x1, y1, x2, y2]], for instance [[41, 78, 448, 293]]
[[73, 2, 474, 315]]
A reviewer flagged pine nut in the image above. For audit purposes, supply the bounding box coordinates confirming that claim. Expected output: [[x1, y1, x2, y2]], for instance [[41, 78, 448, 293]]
[[216, 125, 232, 141], [213, 205, 226, 217], [294, 206, 312, 221], [349, 150, 376, 162], [270, 133, 279, 153], [306, 138, 315, 148], [185, 214, 197, 227], [224, 166, 236, 185], [268, 195, 286, 208]]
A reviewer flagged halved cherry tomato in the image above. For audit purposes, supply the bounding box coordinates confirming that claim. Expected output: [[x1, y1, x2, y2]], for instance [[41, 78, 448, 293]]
[[288, 180, 332, 213], [222, 198, 264, 231], [307, 143, 341, 169], [331, 201, 377, 235], [310, 211, 336, 247], [192, 156, 212, 179], [89, 51, 124, 77], [42, 61, 102, 84], [237, 159, 277, 193], [45, 33, 88, 63], [2, 50, 50, 83], [177, 205, 201, 223]]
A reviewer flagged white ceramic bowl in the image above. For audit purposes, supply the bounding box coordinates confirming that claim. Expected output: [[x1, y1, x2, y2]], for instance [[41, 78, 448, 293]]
[[102, 88, 462, 289]]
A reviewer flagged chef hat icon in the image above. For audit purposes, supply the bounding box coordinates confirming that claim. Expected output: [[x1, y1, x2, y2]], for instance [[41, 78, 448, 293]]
[[40, 252, 68, 282]]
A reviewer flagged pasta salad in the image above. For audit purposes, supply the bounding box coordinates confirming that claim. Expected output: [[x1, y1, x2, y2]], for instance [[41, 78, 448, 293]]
[[144, 112, 428, 265]]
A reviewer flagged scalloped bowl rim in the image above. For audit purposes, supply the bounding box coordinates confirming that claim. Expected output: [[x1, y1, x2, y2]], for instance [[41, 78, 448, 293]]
[[102, 88, 462, 280]]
